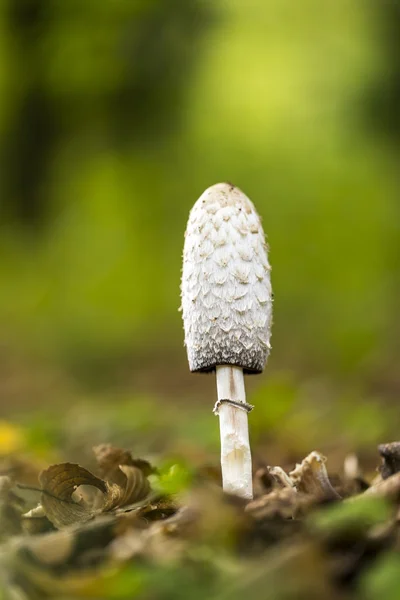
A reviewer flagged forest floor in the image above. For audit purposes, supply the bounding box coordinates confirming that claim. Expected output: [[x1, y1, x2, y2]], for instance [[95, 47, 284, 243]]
[[1, 437, 399, 600]]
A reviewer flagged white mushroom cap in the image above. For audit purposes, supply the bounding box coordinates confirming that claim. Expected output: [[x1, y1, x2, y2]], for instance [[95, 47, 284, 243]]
[[181, 183, 272, 374]]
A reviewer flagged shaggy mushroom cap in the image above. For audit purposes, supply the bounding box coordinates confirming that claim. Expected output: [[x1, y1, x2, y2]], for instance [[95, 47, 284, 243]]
[[181, 183, 272, 374]]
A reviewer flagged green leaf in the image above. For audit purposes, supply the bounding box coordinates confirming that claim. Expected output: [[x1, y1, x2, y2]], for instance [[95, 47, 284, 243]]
[[310, 496, 391, 535], [152, 462, 193, 496], [360, 553, 400, 600]]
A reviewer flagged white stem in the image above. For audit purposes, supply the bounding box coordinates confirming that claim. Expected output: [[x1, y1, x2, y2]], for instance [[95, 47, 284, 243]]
[[215, 365, 253, 499]]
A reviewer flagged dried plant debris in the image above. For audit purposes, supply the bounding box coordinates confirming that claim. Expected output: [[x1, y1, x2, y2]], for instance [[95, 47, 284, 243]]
[[93, 444, 157, 481], [32, 451, 152, 529], [1, 443, 400, 600], [289, 451, 341, 500], [364, 471, 400, 501], [378, 442, 400, 480], [38, 463, 109, 528]]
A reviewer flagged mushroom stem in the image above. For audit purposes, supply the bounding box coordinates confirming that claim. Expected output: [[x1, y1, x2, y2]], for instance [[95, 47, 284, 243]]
[[215, 365, 253, 499]]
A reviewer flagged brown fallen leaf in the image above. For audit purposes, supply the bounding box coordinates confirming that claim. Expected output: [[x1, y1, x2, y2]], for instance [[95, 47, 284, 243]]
[[246, 487, 298, 521], [135, 498, 178, 523], [110, 484, 248, 564], [38, 462, 151, 528], [103, 465, 151, 512], [20, 528, 76, 566], [93, 444, 156, 484], [110, 517, 187, 564], [39, 464, 108, 528], [15, 514, 119, 570]]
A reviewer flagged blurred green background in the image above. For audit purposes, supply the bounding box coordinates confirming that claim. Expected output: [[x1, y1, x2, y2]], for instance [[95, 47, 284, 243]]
[[0, 0, 399, 466]]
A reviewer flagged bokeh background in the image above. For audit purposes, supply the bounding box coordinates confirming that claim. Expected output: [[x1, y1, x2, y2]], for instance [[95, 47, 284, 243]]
[[0, 0, 399, 469]]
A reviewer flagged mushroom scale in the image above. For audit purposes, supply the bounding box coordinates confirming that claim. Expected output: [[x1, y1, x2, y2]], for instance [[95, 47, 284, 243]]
[[181, 183, 272, 374]]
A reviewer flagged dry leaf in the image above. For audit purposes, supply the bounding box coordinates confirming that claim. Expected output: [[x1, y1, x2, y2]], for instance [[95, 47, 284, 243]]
[[15, 514, 118, 569], [110, 518, 186, 564], [39, 463, 108, 528], [135, 498, 178, 523], [268, 466, 295, 489], [38, 462, 151, 528], [21, 529, 76, 566], [246, 487, 298, 520], [93, 444, 156, 484], [102, 465, 151, 512], [289, 452, 341, 500], [2, 440, 400, 600]]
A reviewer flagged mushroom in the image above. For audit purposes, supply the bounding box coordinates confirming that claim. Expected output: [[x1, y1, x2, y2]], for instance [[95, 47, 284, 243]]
[[181, 183, 273, 499]]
